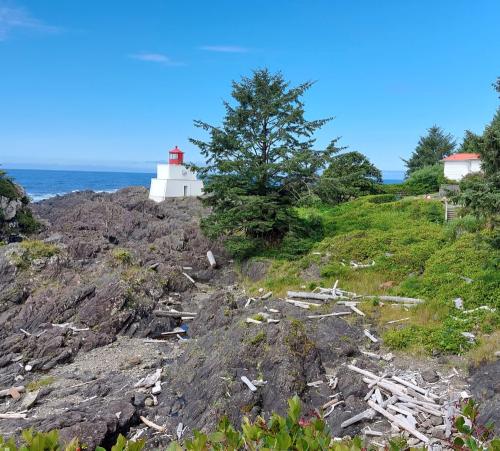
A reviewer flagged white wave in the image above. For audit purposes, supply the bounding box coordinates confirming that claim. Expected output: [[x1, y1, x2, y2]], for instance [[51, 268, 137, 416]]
[[29, 189, 119, 203]]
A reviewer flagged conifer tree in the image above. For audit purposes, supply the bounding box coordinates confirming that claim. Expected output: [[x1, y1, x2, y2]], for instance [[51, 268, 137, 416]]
[[190, 69, 335, 256]]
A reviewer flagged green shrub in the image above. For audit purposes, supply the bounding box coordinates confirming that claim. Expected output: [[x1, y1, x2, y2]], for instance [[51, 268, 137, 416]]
[[403, 164, 446, 195], [0, 171, 20, 200], [112, 248, 133, 265], [16, 209, 41, 234], [14, 240, 60, 269]]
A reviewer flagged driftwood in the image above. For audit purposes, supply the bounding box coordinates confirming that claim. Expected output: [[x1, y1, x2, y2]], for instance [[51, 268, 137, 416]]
[[161, 327, 186, 335], [246, 318, 263, 325], [391, 376, 439, 400], [241, 376, 257, 392], [0, 386, 25, 398], [140, 415, 166, 432], [260, 291, 273, 300], [153, 310, 197, 318], [387, 317, 410, 324], [363, 295, 423, 304], [182, 272, 196, 285], [368, 401, 429, 443], [287, 291, 336, 301], [207, 250, 217, 268], [341, 395, 398, 428], [363, 329, 378, 343], [307, 312, 351, 319], [0, 412, 27, 419]]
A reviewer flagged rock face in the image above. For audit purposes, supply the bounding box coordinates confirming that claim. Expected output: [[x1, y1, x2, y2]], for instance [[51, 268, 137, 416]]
[[0, 186, 497, 449]]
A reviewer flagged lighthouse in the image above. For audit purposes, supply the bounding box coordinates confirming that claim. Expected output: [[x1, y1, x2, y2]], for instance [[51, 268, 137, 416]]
[[148, 146, 204, 202]]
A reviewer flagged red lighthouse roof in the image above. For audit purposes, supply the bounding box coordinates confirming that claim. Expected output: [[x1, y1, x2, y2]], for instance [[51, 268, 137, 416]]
[[169, 146, 184, 165], [442, 153, 480, 161]]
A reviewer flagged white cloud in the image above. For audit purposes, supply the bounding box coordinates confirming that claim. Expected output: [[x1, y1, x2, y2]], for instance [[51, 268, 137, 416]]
[[129, 52, 184, 66], [200, 45, 249, 53], [0, 2, 60, 41]]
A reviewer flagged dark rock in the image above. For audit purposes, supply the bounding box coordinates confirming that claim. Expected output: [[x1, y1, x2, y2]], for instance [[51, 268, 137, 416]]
[[469, 360, 500, 433], [421, 369, 439, 383]]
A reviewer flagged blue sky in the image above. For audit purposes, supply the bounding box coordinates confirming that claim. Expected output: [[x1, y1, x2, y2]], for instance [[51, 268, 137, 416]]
[[0, 0, 499, 173]]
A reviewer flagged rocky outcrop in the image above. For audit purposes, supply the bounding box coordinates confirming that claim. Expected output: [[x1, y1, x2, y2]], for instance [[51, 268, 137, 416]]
[[0, 172, 38, 242]]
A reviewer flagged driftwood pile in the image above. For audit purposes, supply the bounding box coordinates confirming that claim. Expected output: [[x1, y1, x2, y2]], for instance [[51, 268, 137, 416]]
[[342, 364, 465, 447]]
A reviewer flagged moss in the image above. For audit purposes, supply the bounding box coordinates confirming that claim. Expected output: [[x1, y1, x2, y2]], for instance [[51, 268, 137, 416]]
[[26, 376, 55, 392], [248, 331, 266, 346], [285, 319, 315, 357], [112, 248, 133, 265]]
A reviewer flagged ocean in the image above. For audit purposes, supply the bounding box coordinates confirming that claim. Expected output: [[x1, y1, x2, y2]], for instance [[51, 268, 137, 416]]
[[3, 168, 404, 202]]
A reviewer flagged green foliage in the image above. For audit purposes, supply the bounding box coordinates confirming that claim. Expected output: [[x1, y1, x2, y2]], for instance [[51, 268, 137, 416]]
[[0, 429, 80, 451], [190, 68, 336, 256], [97, 434, 145, 451], [316, 151, 383, 204], [402, 164, 446, 195], [0, 171, 20, 200], [459, 130, 483, 154], [453, 399, 499, 450], [27, 377, 56, 392], [14, 240, 60, 269], [403, 125, 456, 176], [169, 395, 362, 450], [112, 248, 133, 265], [16, 209, 41, 234]]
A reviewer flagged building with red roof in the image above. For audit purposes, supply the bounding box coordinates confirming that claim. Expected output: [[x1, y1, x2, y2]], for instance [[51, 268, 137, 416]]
[[442, 153, 481, 181]]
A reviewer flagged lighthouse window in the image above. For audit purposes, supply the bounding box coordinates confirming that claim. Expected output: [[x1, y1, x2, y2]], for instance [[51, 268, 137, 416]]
[[183, 186, 188, 196], [170, 154, 178, 160]]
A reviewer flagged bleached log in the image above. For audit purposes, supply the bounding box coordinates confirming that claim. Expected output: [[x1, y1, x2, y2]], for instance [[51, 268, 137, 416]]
[[364, 329, 379, 343], [0, 386, 25, 398], [207, 250, 217, 268], [285, 299, 321, 307], [368, 400, 429, 444], [140, 415, 166, 432], [161, 327, 186, 335], [341, 395, 397, 428], [399, 400, 442, 417], [246, 318, 262, 324], [0, 412, 27, 419], [20, 328, 32, 337], [241, 376, 257, 392], [349, 304, 365, 316], [182, 272, 196, 285], [361, 377, 407, 397], [307, 312, 351, 319], [261, 291, 272, 300], [324, 400, 344, 417], [307, 380, 323, 387], [387, 318, 410, 324], [153, 310, 197, 317], [360, 350, 381, 360], [387, 404, 415, 416], [391, 376, 439, 400], [287, 291, 336, 301], [363, 295, 423, 304], [134, 368, 162, 388]]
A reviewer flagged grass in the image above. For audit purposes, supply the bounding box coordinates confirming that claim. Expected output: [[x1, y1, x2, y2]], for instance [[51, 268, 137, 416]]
[[26, 376, 56, 392], [244, 195, 500, 357], [14, 240, 60, 269], [112, 248, 133, 265]]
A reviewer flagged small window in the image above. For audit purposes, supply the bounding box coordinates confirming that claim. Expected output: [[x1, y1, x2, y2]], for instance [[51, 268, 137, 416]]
[[183, 186, 188, 197], [170, 153, 178, 160]]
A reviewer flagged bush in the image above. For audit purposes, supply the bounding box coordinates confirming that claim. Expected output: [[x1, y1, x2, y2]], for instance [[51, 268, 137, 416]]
[[112, 248, 133, 265], [0, 171, 20, 200], [402, 164, 446, 195]]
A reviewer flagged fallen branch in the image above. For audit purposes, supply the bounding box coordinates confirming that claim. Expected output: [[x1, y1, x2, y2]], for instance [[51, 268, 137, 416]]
[[153, 310, 197, 318], [307, 312, 351, 319], [363, 295, 423, 304], [140, 415, 166, 432], [287, 291, 335, 301], [207, 250, 217, 268], [0, 386, 25, 398], [363, 329, 379, 343], [241, 376, 257, 392], [182, 272, 196, 285], [368, 400, 429, 444], [0, 412, 27, 419]]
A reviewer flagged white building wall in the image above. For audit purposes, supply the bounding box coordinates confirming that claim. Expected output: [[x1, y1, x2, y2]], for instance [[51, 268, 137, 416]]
[[149, 163, 204, 202], [444, 160, 481, 181]]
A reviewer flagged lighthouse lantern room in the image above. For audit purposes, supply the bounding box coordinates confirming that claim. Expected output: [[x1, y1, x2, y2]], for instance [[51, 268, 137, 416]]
[[149, 146, 204, 201]]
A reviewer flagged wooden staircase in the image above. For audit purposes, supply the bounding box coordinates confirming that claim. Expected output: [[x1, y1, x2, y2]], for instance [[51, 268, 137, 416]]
[[445, 201, 459, 221]]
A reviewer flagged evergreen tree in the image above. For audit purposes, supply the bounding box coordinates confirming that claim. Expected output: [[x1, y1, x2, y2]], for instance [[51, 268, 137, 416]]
[[190, 69, 335, 256], [459, 130, 483, 154], [316, 151, 382, 204], [403, 126, 456, 176]]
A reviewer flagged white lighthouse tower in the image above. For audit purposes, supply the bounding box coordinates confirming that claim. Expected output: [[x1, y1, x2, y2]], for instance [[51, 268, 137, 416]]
[[148, 146, 204, 202]]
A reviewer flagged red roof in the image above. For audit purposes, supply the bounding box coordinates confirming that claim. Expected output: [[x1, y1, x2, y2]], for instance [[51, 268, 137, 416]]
[[442, 153, 480, 161], [169, 146, 184, 155]]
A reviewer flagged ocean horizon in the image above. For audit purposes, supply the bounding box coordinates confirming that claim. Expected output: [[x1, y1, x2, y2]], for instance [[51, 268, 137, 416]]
[[3, 168, 405, 202]]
